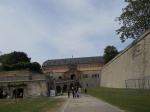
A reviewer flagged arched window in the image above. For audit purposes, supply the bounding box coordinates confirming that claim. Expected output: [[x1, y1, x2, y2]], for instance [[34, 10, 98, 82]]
[[56, 85, 61, 93], [71, 74, 76, 80]]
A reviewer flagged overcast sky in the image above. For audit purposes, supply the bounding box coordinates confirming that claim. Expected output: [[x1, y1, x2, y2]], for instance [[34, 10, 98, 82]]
[[0, 0, 134, 65]]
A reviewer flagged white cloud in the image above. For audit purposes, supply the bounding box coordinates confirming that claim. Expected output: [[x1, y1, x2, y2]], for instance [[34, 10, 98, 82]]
[[0, 0, 133, 65]]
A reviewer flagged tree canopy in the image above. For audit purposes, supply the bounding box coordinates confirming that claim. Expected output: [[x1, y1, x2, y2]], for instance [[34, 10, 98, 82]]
[[0, 51, 31, 65], [0, 51, 41, 72], [103, 46, 119, 63], [115, 0, 150, 42]]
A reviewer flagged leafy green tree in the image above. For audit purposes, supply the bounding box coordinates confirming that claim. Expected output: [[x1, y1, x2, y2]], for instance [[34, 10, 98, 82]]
[[2, 65, 10, 71], [24, 62, 41, 71], [0, 51, 41, 72], [2, 62, 41, 72], [103, 46, 119, 63], [115, 0, 150, 42], [0, 51, 31, 65], [29, 62, 41, 71]]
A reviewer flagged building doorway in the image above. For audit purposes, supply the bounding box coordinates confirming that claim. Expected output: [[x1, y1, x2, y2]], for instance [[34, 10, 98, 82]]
[[56, 85, 61, 93], [17, 88, 23, 98], [71, 74, 76, 80], [63, 84, 67, 92]]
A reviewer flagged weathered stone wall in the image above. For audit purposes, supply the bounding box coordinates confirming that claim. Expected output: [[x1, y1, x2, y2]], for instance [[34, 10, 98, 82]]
[[0, 71, 48, 98], [81, 70, 100, 87], [100, 30, 150, 88], [52, 73, 63, 80], [27, 81, 47, 97], [0, 70, 41, 76]]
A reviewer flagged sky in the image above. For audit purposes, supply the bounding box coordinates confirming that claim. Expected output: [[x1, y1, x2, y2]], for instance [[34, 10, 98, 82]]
[[0, 0, 134, 65]]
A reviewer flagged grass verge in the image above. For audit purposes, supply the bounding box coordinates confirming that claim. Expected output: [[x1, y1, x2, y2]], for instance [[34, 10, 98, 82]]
[[0, 97, 65, 112], [87, 87, 150, 112]]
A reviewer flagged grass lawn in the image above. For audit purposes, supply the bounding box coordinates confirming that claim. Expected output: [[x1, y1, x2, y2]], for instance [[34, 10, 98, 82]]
[[87, 87, 150, 112], [0, 97, 65, 112]]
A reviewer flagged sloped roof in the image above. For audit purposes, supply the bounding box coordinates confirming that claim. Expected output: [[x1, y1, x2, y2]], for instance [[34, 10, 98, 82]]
[[42, 56, 104, 66]]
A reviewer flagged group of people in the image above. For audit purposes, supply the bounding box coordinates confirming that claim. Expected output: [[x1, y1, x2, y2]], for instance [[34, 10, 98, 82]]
[[0, 89, 8, 99], [67, 86, 87, 98]]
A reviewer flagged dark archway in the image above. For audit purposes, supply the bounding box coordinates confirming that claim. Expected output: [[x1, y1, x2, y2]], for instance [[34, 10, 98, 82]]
[[56, 85, 61, 93], [17, 88, 23, 98], [70, 83, 74, 90], [71, 74, 76, 80], [63, 84, 68, 92]]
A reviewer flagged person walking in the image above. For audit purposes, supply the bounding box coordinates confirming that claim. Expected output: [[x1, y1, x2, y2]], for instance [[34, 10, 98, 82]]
[[67, 86, 70, 98], [72, 87, 75, 98], [78, 87, 81, 98], [84, 87, 87, 97]]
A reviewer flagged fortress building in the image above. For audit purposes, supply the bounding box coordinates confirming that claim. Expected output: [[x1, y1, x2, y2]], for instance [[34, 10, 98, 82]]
[[42, 56, 105, 93], [42, 56, 105, 73], [0, 56, 105, 98]]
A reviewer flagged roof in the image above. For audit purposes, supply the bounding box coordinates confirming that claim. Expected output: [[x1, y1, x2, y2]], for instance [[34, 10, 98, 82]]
[[42, 56, 104, 66]]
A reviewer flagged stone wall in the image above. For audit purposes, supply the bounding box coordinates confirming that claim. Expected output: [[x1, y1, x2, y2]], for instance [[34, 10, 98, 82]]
[[0, 70, 40, 76], [0, 71, 48, 98], [0, 80, 48, 98], [100, 29, 150, 88], [27, 81, 47, 97], [81, 70, 100, 87]]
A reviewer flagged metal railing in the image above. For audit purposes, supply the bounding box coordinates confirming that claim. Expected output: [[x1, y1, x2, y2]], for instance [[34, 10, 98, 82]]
[[125, 76, 150, 95]]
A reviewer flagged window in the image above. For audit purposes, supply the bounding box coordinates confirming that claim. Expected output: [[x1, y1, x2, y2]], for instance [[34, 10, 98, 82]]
[[83, 74, 88, 78], [58, 76, 62, 80]]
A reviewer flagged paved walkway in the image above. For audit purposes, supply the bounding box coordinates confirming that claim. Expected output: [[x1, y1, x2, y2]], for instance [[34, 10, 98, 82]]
[[59, 95, 124, 112]]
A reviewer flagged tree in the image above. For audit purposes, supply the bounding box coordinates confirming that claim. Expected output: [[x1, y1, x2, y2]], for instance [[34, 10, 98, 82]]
[[0, 51, 41, 72], [103, 46, 119, 63], [115, 0, 150, 42], [0, 51, 31, 65], [24, 62, 41, 71], [29, 62, 41, 71], [2, 62, 41, 72]]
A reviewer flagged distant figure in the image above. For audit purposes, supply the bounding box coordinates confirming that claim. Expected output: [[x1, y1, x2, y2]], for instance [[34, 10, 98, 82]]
[[19, 92, 23, 98], [84, 87, 87, 97], [72, 87, 75, 98], [2, 92, 5, 99], [78, 87, 81, 98], [67, 86, 70, 98], [61, 90, 63, 96]]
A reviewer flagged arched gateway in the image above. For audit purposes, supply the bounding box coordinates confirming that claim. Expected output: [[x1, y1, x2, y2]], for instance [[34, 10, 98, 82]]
[[50, 64, 83, 95]]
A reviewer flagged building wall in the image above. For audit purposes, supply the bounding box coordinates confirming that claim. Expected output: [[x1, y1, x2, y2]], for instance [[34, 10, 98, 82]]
[[42, 62, 104, 73], [27, 81, 47, 97], [81, 70, 100, 87], [100, 30, 150, 88], [0, 71, 48, 98], [0, 80, 48, 98], [0, 70, 35, 76]]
